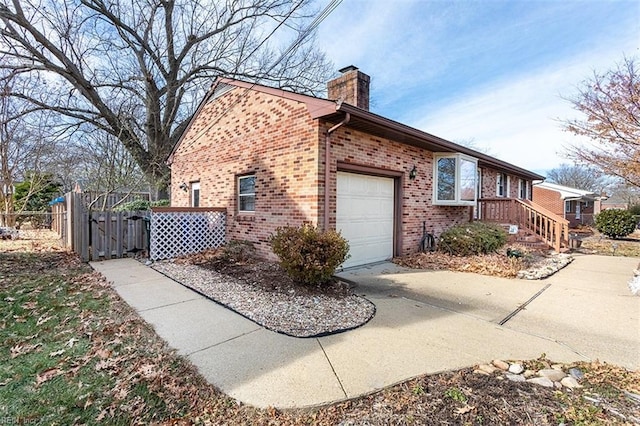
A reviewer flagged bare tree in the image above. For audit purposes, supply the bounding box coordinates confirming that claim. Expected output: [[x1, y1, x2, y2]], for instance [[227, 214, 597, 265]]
[[562, 57, 640, 187], [0, 68, 60, 226], [546, 163, 609, 193], [0, 0, 333, 197]]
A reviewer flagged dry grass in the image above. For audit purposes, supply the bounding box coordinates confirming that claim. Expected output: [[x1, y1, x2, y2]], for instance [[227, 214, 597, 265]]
[[0, 228, 64, 253], [2, 235, 638, 424], [580, 230, 640, 257], [394, 245, 543, 278]]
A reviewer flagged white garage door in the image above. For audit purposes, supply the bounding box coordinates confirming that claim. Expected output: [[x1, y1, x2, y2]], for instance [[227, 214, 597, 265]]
[[337, 172, 395, 268]]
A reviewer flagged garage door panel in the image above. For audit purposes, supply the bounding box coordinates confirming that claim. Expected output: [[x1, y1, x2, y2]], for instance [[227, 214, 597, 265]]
[[337, 172, 394, 268]]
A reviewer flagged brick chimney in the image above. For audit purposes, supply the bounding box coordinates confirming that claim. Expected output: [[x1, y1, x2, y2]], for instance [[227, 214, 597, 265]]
[[327, 65, 370, 110]]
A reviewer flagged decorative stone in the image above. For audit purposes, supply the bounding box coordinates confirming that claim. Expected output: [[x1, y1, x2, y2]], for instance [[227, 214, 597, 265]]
[[554, 382, 563, 389], [473, 369, 490, 376], [478, 364, 498, 375], [492, 359, 509, 371], [568, 367, 584, 381], [506, 373, 526, 382], [538, 369, 566, 382], [551, 364, 564, 371], [508, 363, 524, 374], [523, 369, 537, 378], [527, 377, 555, 388], [561, 376, 582, 389]]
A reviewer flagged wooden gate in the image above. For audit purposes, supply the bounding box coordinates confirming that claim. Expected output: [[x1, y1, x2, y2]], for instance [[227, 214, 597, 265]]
[[87, 211, 148, 261]]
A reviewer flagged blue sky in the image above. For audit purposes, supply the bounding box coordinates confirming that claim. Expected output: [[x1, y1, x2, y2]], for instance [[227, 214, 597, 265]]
[[315, 0, 639, 175]]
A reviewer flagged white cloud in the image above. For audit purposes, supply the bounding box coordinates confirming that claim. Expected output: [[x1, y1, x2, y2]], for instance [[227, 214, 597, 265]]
[[411, 43, 639, 174]]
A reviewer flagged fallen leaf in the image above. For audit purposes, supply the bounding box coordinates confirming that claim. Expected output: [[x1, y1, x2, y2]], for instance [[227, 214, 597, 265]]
[[4, 296, 15, 302], [36, 368, 63, 386], [49, 349, 66, 357], [36, 315, 53, 326], [455, 405, 476, 415], [21, 301, 38, 310], [11, 343, 42, 358], [66, 337, 79, 348], [96, 348, 111, 359]]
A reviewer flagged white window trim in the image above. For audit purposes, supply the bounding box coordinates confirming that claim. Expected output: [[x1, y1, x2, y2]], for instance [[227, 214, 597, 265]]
[[518, 178, 530, 200], [497, 173, 510, 198], [238, 174, 256, 213], [190, 181, 200, 207], [432, 153, 478, 206]]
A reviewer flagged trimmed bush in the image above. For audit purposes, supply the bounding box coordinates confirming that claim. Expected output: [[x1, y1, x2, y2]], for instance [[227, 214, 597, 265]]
[[594, 209, 637, 239], [112, 199, 169, 212], [270, 224, 350, 285], [219, 240, 257, 263], [438, 222, 508, 256]]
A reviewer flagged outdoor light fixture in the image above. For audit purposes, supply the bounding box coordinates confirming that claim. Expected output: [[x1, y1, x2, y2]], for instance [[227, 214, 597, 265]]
[[409, 165, 418, 180], [179, 182, 188, 192]]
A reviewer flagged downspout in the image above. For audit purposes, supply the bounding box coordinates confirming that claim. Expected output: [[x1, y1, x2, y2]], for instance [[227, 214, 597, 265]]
[[324, 112, 350, 231]]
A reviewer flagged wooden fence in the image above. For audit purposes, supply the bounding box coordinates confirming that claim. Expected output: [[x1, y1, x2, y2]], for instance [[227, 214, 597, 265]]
[[51, 192, 227, 262], [51, 191, 151, 262]]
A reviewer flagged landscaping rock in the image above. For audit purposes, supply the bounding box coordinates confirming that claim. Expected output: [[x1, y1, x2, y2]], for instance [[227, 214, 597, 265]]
[[478, 364, 498, 375], [523, 369, 537, 379], [506, 373, 526, 383], [492, 359, 509, 371], [561, 376, 582, 389], [568, 367, 584, 381], [508, 363, 524, 374], [527, 377, 555, 388], [517, 253, 573, 280], [538, 369, 566, 382]]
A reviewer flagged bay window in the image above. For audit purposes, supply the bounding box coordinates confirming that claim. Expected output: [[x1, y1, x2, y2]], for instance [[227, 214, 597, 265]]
[[433, 153, 478, 206]]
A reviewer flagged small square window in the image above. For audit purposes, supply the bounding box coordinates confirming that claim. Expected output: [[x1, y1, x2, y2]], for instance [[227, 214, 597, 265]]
[[238, 175, 256, 212]]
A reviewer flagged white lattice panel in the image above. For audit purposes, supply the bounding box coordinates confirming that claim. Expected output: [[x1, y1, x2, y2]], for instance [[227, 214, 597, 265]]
[[150, 210, 226, 260]]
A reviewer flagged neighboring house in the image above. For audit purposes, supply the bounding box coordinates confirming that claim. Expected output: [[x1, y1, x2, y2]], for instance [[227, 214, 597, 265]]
[[169, 66, 544, 268], [600, 194, 629, 211], [532, 182, 602, 227]]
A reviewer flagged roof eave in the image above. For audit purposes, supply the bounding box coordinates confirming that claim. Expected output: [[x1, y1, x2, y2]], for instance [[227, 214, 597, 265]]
[[331, 103, 545, 181]]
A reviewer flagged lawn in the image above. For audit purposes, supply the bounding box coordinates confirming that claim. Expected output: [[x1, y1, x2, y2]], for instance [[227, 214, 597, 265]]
[[1, 231, 638, 424], [580, 230, 640, 258]]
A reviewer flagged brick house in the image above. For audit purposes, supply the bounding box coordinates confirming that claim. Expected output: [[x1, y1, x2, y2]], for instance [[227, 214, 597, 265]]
[[532, 182, 602, 227], [169, 66, 544, 268]]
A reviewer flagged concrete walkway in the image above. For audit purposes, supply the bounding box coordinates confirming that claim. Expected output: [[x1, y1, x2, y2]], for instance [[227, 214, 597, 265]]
[[91, 254, 640, 409]]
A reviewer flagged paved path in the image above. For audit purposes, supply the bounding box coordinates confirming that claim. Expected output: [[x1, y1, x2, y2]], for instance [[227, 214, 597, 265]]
[[91, 254, 639, 408]]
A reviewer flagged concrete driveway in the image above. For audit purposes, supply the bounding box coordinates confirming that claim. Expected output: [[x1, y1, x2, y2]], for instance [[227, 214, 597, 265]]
[[337, 254, 640, 371], [92, 254, 640, 409]]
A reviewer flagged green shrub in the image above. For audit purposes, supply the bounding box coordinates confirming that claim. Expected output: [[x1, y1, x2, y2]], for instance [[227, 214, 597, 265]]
[[270, 224, 350, 285], [438, 222, 508, 256], [594, 209, 638, 239], [113, 199, 169, 212], [627, 204, 640, 216], [219, 240, 257, 263]]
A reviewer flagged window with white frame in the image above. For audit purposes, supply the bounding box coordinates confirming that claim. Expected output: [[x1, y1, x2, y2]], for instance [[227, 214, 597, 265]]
[[496, 172, 509, 197], [433, 153, 478, 206], [238, 175, 256, 212], [190, 181, 200, 207], [518, 179, 530, 200]]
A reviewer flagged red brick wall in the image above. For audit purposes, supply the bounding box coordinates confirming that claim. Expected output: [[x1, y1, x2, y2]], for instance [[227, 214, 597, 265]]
[[170, 88, 322, 258], [480, 167, 526, 199], [171, 85, 536, 260], [325, 124, 471, 255], [532, 186, 564, 216]]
